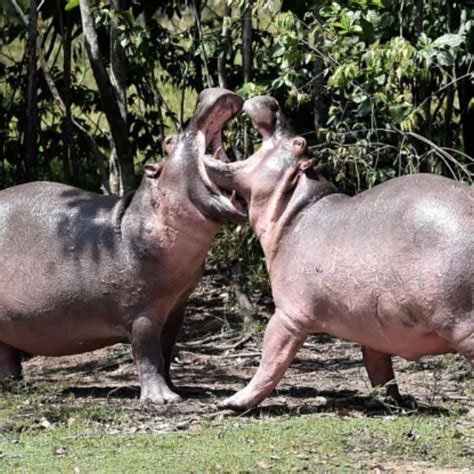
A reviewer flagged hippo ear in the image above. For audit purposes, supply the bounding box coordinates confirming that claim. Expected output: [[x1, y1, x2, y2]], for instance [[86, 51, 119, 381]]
[[292, 137, 307, 156], [299, 159, 313, 171], [144, 162, 163, 179], [300, 161, 329, 181], [289, 159, 313, 187]]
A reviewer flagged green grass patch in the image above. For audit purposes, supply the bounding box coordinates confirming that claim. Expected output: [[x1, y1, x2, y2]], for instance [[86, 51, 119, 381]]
[[0, 394, 472, 473]]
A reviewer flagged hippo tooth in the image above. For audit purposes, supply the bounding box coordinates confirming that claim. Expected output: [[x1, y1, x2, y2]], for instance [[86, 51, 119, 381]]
[[213, 147, 223, 160]]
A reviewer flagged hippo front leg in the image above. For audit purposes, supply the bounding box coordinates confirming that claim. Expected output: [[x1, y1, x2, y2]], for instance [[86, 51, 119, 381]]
[[0, 342, 22, 380], [219, 310, 308, 411], [131, 316, 181, 404], [361, 346, 401, 401], [161, 300, 187, 391]]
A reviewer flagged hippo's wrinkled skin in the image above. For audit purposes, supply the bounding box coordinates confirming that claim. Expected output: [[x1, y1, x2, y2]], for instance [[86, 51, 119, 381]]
[[0, 88, 244, 404], [204, 96, 473, 410]]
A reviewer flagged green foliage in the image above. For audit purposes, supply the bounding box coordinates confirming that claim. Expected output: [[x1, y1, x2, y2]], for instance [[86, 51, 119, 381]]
[[64, 0, 79, 11], [257, 0, 473, 194], [0, 0, 472, 282]]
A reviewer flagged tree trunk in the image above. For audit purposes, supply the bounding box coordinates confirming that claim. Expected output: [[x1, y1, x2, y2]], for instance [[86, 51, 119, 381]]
[[56, 0, 76, 185], [457, 68, 474, 159], [217, 2, 231, 88], [191, 0, 204, 92], [444, 76, 455, 149], [454, 4, 474, 160], [9, 0, 111, 193], [65, 14, 80, 185], [110, 0, 134, 194], [24, 0, 38, 182], [242, 2, 252, 84], [413, 0, 432, 172], [192, 0, 212, 88], [242, 1, 253, 157], [79, 0, 134, 195], [311, 9, 328, 134], [231, 260, 259, 333]]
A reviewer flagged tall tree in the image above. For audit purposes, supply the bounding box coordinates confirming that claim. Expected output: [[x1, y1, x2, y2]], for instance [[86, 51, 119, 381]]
[[242, 0, 253, 157], [24, 0, 38, 181], [79, 0, 135, 194], [56, 0, 75, 184], [217, 1, 231, 88]]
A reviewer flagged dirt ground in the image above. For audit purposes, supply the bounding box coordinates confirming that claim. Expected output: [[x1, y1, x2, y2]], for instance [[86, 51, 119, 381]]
[[22, 269, 473, 433]]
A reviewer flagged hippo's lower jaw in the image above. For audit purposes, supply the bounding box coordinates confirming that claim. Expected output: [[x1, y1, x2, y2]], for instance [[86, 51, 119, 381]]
[[195, 135, 248, 222]]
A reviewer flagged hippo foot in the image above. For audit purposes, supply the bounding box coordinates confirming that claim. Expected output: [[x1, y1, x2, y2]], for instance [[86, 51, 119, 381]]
[[140, 387, 182, 405], [218, 391, 258, 412], [165, 379, 181, 396]]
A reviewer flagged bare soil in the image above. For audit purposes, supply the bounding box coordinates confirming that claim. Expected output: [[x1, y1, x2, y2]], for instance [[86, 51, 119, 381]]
[[21, 269, 473, 433]]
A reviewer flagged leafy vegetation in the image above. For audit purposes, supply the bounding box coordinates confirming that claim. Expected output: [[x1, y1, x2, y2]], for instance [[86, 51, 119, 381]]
[[1, 0, 472, 311], [1, 1, 472, 189]]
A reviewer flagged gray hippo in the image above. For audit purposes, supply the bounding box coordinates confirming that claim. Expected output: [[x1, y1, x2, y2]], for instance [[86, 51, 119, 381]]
[[203, 95, 473, 410], [0, 88, 245, 404]]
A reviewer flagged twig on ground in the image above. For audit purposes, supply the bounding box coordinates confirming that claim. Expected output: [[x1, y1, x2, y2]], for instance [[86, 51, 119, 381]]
[[210, 334, 254, 352], [223, 352, 262, 359], [179, 330, 238, 348]]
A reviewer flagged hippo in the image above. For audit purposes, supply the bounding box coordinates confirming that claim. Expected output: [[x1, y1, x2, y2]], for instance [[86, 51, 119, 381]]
[[0, 88, 245, 404], [203, 95, 473, 410]]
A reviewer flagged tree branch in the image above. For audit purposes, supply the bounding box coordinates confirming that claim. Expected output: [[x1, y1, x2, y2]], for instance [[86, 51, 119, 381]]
[[79, 0, 134, 193], [217, 1, 231, 88], [8, 0, 111, 194], [192, 0, 212, 87]]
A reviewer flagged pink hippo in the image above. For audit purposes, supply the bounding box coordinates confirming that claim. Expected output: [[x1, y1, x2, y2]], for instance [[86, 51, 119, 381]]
[[203, 95, 473, 410]]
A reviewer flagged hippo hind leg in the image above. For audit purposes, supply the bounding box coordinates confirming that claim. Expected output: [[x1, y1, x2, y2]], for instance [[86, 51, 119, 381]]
[[0, 341, 22, 380], [444, 328, 474, 368], [431, 308, 473, 368], [361, 346, 401, 401], [161, 300, 187, 393]]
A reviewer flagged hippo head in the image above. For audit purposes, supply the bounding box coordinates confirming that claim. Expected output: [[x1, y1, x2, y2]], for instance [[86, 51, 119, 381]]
[[143, 88, 246, 222], [202, 96, 309, 226]]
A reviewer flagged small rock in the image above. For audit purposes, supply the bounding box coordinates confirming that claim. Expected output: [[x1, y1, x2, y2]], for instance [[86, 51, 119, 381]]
[[67, 417, 77, 427], [39, 417, 52, 429], [465, 408, 474, 419], [53, 447, 67, 456], [314, 396, 327, 405]]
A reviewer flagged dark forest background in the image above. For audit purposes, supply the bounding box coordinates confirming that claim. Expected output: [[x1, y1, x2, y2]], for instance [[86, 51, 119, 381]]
[[1, 0, 473, 293]]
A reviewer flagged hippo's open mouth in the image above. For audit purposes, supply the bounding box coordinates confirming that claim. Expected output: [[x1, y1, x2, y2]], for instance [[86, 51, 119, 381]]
[[196, 92, 248, 220]]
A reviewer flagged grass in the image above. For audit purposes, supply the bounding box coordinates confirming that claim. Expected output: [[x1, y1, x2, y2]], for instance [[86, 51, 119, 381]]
[[0, 386, 472, 473]]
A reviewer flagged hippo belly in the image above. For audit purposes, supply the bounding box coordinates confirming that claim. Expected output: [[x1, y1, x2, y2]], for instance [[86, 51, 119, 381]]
[[318, 307, 453, 361], [0, 294, 128, 356]]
